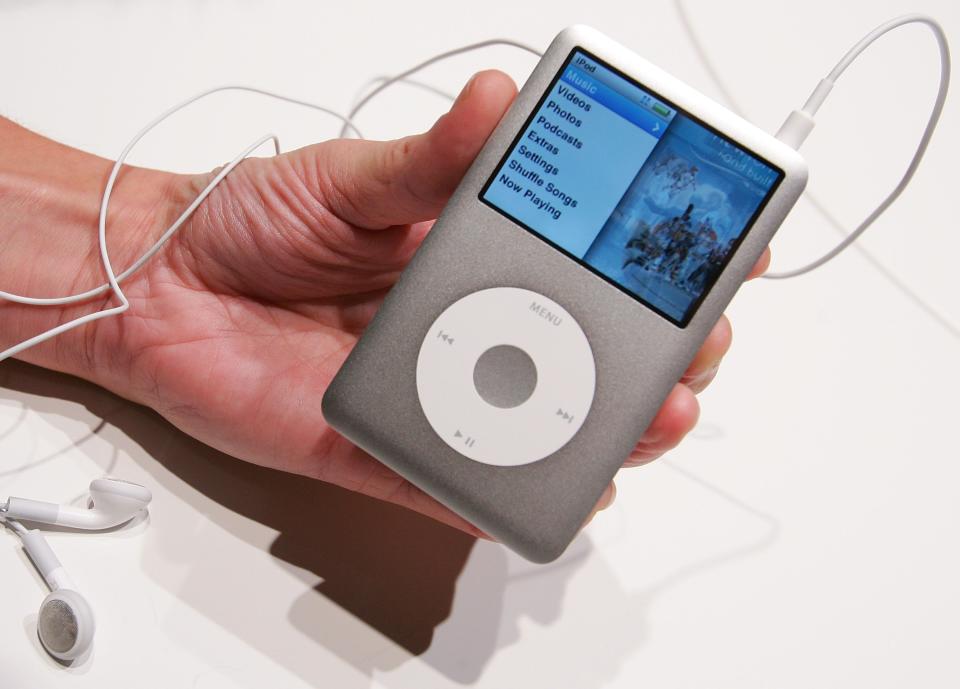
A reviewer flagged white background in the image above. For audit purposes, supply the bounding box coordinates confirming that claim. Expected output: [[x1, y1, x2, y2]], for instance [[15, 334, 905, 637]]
[[1, 0, 958, 687]]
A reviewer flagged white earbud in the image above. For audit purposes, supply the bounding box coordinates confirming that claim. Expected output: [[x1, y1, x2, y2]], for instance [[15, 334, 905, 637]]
[[20, 529, 95, 662], [0, 477, 151, 662], [2, 478, 152, 530]]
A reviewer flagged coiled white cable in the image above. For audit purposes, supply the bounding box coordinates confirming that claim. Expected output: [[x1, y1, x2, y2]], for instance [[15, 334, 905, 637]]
[[0, 85, 362, 361], [767, 14, 950, 278], [339, 38, 542, 138], [0, 43, 539, 363], [0, 22, 950, 361]]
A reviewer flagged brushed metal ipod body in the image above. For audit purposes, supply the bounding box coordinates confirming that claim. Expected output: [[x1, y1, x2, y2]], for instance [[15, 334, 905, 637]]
[[323, 25, 807, 562]]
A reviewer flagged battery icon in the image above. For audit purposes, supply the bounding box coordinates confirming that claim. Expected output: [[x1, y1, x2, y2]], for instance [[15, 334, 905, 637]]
[[652, 103, 671, 118]]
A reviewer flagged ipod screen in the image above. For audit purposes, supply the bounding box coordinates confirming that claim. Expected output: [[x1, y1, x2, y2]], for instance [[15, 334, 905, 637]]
[[480, 49, 783, 326]]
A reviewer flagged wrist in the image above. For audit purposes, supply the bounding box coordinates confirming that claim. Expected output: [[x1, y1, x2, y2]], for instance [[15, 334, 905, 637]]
[[0, 117, 186, 385]]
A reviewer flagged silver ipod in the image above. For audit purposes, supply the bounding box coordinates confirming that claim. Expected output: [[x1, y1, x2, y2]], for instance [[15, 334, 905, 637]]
[[322, 25, 807, 562]]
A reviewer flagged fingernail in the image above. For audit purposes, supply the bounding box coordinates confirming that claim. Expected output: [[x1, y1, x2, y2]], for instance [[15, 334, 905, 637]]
[[692, 360, 721, 384], [457, 74, 479, 102], [602, 482, 617, 510]]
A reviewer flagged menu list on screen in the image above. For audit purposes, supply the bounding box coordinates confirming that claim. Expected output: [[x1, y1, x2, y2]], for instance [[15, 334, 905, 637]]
[[480, 49, 782, 325]]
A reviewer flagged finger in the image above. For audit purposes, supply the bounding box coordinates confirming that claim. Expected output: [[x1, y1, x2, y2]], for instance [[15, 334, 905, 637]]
[[624, 383, 700, 467], [679, 314, 731, 392], [747, 247, 771, 280], [314, 70, 518, 229], [582, 481, 617, 529], [684, 365, 720, 395], [319, 441, 493, 539]]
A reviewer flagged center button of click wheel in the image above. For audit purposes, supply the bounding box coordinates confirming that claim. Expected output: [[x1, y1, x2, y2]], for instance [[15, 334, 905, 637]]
[[472, 344, 538, 409]]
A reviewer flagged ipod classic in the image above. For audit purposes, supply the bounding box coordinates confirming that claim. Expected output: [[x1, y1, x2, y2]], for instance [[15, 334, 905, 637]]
[[323, 25, 807, 562]]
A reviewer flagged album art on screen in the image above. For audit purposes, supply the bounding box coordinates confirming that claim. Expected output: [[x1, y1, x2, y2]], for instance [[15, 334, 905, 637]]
[[583, 116, 779, 323]]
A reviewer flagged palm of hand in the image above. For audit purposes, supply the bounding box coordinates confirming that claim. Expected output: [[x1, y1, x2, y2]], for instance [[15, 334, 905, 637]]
[[93, 71, 738, 535], [110, 151, 478, 529]]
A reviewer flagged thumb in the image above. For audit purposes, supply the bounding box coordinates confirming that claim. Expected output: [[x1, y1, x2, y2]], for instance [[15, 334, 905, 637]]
[[313, 69, 518, 229]]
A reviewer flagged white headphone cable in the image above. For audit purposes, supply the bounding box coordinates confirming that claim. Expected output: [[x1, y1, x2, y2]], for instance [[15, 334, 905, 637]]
[[0, 23, 950, 361], [0, 510, 27, 537], [768, 14, 950, 279], [338, 38, 542, 138], [0, 87, 362, 362], [342, 22, 951, 285], [0, 44, 541, 364]]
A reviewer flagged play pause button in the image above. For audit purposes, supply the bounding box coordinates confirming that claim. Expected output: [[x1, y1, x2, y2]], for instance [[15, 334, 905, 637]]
[[454, 430, 476, 447]]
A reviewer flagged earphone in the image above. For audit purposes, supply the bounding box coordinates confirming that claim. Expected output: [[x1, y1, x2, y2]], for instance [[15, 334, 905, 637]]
[[20, 528, 96, 662], [0, 478, 152, 662], [3, 477, 153, 530]]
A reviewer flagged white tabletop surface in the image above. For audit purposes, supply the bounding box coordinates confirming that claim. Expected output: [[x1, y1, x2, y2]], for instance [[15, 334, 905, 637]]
[[1, 0, 958, 687]]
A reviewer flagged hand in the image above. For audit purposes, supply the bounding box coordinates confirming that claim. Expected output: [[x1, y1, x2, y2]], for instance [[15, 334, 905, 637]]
[[8, 71, 768, 537]]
